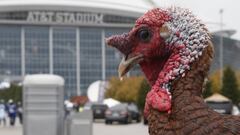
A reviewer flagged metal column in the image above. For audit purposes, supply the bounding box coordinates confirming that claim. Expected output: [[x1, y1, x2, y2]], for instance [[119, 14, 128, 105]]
[[49, 27, 53, 74], [219, 9, 224, 88], [76, 28, 81, 95], [101, 29, 106, 80], [21, 27, 25, 77]]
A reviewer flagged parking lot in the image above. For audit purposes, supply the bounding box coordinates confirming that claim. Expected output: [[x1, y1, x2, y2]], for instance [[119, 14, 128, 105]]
[[0, 121, 148, 135]]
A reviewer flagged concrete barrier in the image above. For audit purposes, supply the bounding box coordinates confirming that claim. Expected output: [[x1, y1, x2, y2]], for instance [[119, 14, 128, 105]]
[[23, 74, 65, 135], [66, 110, 93, 135]]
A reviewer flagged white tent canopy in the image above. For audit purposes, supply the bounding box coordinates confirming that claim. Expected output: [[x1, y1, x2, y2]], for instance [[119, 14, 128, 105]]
[[103, 98, 120, 108], [205, 93, 231, 102]]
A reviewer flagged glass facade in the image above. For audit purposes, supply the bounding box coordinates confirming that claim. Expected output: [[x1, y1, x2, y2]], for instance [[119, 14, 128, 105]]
[[0, 24, 140, 98], [0, 10, 143, 98], [0, 11, 144, 99], [79, 28, 102, 90], [53, 27, 77, 97], [211, 35, 240, 71], [25, 26, 49, 74], [0, 26, 21, 76]]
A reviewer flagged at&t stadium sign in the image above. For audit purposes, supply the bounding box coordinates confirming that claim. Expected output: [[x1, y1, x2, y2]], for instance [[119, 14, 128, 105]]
[[27, 11, 103, 25]]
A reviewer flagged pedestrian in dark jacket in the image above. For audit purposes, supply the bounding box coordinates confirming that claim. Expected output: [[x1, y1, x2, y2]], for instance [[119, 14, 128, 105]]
[[7, 99, 17, 126]]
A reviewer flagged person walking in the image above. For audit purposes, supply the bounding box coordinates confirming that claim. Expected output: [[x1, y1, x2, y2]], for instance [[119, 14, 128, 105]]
[[0, 99, 6, 126], [7, 99, 17, 126], [17, 102, 23, 124]]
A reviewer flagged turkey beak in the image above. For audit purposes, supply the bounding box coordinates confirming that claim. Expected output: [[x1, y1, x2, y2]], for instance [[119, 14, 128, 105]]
[[118, 54, 143, 79], [106, 33, 143, 79]]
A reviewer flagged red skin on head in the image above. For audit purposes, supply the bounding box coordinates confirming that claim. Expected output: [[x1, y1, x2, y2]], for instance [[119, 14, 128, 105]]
[[145, 89, 171, 116], [107, 8, 173, 116], [136, 8, 171, 27], [133, 8, 172, 86], [135, 9, 173, 116]]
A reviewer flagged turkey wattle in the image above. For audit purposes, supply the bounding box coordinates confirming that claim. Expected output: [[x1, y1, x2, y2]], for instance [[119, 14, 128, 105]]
[[106, 7, 240, 135]]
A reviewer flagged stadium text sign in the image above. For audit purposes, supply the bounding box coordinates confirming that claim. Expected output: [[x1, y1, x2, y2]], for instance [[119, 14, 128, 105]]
[[27, 11, 103, 24]]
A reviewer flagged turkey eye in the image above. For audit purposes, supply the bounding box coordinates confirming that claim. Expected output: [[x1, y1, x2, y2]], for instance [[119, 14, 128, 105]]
[[138, 29, 151, 42]]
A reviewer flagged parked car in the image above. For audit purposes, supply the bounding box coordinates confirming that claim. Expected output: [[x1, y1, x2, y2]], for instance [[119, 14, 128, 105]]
[[127, 103, 141, 122], [206, 101, 233, 114], [105, 104, 132, 124], [91, 104, 108, 120]]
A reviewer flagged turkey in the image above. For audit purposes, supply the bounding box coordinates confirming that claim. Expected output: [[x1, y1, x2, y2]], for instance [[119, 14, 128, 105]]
[[106, 7, 240, 135]]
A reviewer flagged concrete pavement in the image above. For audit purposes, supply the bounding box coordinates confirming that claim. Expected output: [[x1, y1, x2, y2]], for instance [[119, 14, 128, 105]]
[[0, 118, 22, 135], [0, 121, 149, 135], [0, 126, 22, 135], [93, 122, 148, 135]]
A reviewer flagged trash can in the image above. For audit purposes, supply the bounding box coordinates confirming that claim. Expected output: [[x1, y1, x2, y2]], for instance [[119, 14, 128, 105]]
[[23, 74, 65, 135], [66, 110, 93, 135]]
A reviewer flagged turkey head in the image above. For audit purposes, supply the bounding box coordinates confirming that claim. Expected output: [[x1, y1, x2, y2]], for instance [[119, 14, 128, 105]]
[[106, 7, 210, 116]]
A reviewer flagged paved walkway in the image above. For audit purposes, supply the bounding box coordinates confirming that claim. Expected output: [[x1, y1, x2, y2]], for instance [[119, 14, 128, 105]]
[[0, 122, 148, 135], [0, 118, 22, 135], [0, 126, 22, 135]]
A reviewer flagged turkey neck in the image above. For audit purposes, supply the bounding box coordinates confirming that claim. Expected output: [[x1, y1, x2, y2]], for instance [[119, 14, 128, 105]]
[[147, 43, 214, 135], [169, 42, 214, 119]]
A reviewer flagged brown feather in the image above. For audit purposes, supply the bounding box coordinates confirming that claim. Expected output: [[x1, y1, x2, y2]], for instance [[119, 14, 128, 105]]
[[148, 41, 240, 135]]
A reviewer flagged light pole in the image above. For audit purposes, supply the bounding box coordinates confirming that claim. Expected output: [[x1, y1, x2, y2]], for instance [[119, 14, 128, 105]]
[[219, 9, 224, 88]]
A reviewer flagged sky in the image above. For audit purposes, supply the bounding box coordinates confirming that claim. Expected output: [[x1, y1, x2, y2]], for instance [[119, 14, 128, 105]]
[[152, 0, 240, 40]]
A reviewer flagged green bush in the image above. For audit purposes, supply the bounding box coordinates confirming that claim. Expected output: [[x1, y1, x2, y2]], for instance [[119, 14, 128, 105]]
[[105, 76, 144, 103], [0, 84, 22, 103], [221, 66, 240, 104], [137, 79, 150, 111], [203, 80, 213, 98]]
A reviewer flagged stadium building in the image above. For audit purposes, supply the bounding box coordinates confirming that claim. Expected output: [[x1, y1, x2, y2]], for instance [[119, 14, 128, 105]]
[[0, 0, 240, 98], [211, 31, 240, 72], [0, 0, 154, 97]]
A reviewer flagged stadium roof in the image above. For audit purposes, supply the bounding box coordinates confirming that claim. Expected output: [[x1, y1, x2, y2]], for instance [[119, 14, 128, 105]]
[[212, 29, 237, 38], [205, 93, 231, 102], [0, 0, 155, 17]]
